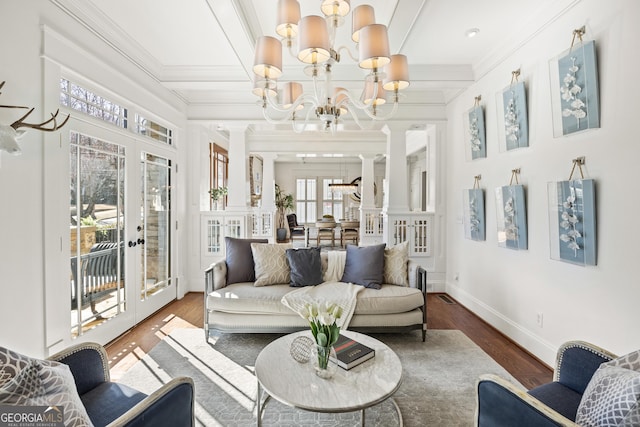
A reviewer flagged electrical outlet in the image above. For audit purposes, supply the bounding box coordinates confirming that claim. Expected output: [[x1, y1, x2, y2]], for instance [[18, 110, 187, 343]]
[[536, 313, 544, 328]]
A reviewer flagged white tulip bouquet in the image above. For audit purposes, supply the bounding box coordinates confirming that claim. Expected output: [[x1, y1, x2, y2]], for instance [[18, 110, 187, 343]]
[[300, 302, 343, 372]]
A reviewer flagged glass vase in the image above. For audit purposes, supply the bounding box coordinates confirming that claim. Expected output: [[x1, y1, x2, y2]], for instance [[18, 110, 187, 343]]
[[314, 344, 337, 379]]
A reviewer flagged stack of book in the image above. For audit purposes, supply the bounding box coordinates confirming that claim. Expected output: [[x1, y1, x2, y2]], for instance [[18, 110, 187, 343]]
[[330, 334, 375, 370]]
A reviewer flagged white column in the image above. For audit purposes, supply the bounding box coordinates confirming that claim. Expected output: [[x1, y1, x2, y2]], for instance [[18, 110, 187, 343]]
[[382, 124, 410, 214], [226, 126, 250, 211], [358, 154, 376, 210], [259, 153, 277, 211]]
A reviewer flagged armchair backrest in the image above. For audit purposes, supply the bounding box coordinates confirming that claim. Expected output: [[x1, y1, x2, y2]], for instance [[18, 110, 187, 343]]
[[287, 213, 298, 228], [554, 341, 616, 394]]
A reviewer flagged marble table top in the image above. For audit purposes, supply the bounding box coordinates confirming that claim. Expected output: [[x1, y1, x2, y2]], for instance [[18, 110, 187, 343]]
[[255, 330, 403, 413]]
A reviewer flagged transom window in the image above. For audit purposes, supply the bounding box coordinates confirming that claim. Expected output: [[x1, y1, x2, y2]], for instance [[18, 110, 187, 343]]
[[60, 79, 127, 128], [134, 114, 173, 145]]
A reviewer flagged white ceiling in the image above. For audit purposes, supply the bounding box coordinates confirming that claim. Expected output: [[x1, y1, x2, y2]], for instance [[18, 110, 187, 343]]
[[54, 0, 573, 160], [70, 0, 571, 108]]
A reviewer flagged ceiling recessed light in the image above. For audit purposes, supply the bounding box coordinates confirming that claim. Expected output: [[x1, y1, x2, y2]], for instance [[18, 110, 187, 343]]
[[465, 28, 480, 38]]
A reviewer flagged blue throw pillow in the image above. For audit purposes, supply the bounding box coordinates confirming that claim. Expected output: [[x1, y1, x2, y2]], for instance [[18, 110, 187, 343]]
[[286, 247, 323, 287], [225, 237, 268, 285], [340, 243, 386, 289]]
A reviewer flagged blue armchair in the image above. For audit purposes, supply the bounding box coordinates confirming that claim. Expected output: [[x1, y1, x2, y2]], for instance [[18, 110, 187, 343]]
[[476, 341, 617, 426], [49, 342, 194, 427]]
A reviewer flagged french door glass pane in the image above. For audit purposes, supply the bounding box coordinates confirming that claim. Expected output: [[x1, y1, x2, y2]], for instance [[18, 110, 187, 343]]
[[70, 132, 125, 338], [140, 153, 172, 300]]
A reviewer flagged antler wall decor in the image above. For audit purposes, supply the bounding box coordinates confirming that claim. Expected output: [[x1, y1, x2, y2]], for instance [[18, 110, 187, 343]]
[[0, 81, 70, 155]]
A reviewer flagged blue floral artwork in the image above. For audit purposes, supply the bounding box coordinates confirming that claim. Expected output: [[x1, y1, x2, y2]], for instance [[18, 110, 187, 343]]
[[548, 179, 596, 266], [557, 40, 599, 135], [495, 185, 527, 250], [502, 82, 528, 150], [468, 106, 486, 159], [463, 189, 485, 241]]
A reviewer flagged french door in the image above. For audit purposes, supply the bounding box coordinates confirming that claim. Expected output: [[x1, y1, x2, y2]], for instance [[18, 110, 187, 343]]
[[68, 128, 176, 343]]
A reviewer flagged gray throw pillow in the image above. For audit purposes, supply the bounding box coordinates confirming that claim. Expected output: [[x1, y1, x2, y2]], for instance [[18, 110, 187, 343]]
[[225, 237, 268, 285], [576, 349, 640, 427], [0, 346, 94, 426], [340, 243, 386, 289], [286, 247, 323, 287]]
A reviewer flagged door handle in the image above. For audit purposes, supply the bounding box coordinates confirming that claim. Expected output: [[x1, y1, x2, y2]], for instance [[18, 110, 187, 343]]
[[128, 240, 137, 247], [137, 238, 145, 245]]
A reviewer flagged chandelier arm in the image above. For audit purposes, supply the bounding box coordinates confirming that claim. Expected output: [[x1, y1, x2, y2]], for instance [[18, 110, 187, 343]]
[[344, 104, 375, 130], [335, 45, 358, 62], [264, 89, 317, 114], [366, 99, 399, 121], [334, 88, 373, 112]]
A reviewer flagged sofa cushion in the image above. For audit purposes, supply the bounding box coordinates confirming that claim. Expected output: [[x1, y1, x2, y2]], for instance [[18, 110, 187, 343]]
[[286, 247, 323, 287], [353, 285, 424, 315], [208, 283, 296, 315], [384, 241, 409, 286], [576, 350, 640, 427], [0, 346, 94, 427], [341, 243, 386, 289], [225, 237, 268, 285], [251, 243, 292, 286]]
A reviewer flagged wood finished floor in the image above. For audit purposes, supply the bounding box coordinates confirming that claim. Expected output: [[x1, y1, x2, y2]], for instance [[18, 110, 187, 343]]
[[105, 292, 552, 388]]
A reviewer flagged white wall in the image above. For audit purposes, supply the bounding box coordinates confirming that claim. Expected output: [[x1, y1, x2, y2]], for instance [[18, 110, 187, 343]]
[[445, 0, 640, 365]]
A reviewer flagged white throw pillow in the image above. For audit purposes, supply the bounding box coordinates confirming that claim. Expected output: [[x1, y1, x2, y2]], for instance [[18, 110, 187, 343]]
[[0, 346, 94, 427], [384, 241, 409, 286], [251, 243, 292, 286], [576, 349, 640, 427]]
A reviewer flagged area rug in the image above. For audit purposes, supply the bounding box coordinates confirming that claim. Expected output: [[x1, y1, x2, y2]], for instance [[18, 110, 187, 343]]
[[119, 329, 521, 426]]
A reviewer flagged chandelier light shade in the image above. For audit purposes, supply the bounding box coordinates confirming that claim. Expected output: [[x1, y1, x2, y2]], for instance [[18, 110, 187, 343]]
[[253, 36, 283, 79], [252, 79, 277, 99], [297, 15, 331, 64], [362, 80, 386, 106], [282, 82, 304, 110], [358, 24, 391, 70], [383, 54, 410, 91], [333, 87, 348, 115], [276, 0, 301, 41], [351, 4, 375, 42], [252, 2, 409, 132]]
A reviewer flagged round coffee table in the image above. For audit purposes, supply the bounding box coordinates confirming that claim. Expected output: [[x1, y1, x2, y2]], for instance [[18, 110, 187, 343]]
[[255, 330, 403, 426]]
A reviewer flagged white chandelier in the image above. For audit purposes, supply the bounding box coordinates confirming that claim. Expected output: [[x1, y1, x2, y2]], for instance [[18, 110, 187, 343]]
[[252, 0, 410, 132]]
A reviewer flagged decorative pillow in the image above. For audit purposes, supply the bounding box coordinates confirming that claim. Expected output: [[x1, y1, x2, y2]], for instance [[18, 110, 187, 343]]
[[0, 346, 94, 426], [384, 240, 409, 286], [286, 247, 323, 287], [251, 243, 292, 286], [340, 243, 386, 289], [225, 237, 268, 285], [576, 349, 640, 427]]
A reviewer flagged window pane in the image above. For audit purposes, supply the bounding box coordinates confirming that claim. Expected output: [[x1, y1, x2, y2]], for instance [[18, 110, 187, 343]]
[[307, 202, 317, 223], [334, 202, 343, 218]]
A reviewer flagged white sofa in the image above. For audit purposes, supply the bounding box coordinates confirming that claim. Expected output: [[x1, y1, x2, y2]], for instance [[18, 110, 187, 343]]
[[204, 246, 427, 341]]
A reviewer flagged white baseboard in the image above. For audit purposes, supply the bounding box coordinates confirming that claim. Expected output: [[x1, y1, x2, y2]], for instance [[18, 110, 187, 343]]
[[445, 282, 557, 367]]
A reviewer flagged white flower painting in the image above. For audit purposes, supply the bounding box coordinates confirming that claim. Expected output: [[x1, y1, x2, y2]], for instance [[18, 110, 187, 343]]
[[464, 189, 485, 241], [501, 81, 528, 150], [467, 105, 486, 159], [548, 179, 597, 266], [555, 40, 600, 135], [495, 185, 527, 250]]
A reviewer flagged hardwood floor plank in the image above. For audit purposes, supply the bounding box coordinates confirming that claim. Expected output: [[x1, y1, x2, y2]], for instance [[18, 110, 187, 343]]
[[105, 292, 552, 388]]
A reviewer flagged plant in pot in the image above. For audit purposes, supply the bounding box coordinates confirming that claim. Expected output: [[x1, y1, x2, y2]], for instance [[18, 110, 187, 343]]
[[275, 184, 294, 242], [209, 186, 228, 210]]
